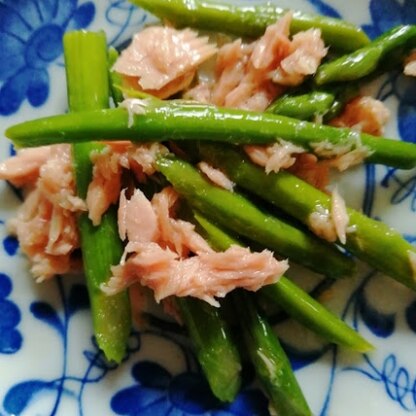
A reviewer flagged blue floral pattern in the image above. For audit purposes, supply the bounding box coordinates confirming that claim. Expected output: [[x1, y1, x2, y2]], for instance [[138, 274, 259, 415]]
[[306, 0, 341, 18], [3, 235, 19, 256], [0, 273, 22, 354], [362, 0, 416, 146], [359, 0, 416, 222], [0, 0, 95, 115], [2, 279, 141, 416], [0, 217, 19, 256], [111, 361, 268, 416], [105, 0, 148, 46], [363, 0, 416, 39], [319, 270, 416, 415], [1, 0, 416, 415]]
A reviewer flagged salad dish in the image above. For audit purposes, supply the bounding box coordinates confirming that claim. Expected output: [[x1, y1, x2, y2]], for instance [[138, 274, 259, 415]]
[[1, 1, 416, 415]]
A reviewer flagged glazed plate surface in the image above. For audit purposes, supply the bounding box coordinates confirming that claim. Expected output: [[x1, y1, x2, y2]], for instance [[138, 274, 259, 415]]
[[0, 1, 415, 415]]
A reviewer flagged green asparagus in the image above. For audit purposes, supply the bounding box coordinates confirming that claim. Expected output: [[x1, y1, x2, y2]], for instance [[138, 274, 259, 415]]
[[267, 91, 335, 120], [177, 297, 242, 402], [260, 280, 373, 352], [129, 0, 369, 51], [196, 143, 416, 291], [192, 211, 373, 352], [7, 100, 416, 169], [108, 47, 125, 105], [315, 25, 416, 85], [233, 291, 312, 416], [322, 83, 360, 121], [64, 31, 131, 363], [266, 82, 360, 121], [156, 155, 354, 279]]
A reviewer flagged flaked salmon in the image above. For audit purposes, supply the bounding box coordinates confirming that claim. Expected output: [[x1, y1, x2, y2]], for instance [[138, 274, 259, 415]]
[[287, 153, 330, 191], [8, 187, 79, 281], [188, 13, 326, 112], [87, 147, 122, 226], [118, 188, 159, 244], [0, 146, 52, 187], [151, 187, 213, 257], [271, 29, 327, 86], [198, 161, 235, 191], [309, 188, 350, 244], [331, 187, 349, 245], [245, 140, 305, 174], [106, 242, 286, 306], [113, 26, 217, 99], [37, 144, 86, 212], [404, 50, 416, 76], [330, 96, 390, 136], [86, 142, 169, 225], [105, 187, 287, 305], [2, 144, 86, 280]]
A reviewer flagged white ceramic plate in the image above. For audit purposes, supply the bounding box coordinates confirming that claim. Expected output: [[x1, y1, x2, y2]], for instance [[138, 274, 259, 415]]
[[1, 1, 416, 415]]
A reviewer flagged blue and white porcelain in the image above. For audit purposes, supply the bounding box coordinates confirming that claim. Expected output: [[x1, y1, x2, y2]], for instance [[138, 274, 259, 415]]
[[1, 1, 416, 415]]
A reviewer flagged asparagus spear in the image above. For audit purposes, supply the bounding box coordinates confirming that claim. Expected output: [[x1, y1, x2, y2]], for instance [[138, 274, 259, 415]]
[[156, 198, 244, 403], [108, 47, 125, 105], [63, 31, 131, 363], [176, 297, 242, 402], [267, 84, 360, 121], [7, 100, 416, 169], [315, 25, 416, 85], [115, 173, 243, 401], [266, 91, 335, 120], [156, 155, 354, 279], [322, 83, 360, 121], [196, 143, 416, 291], [233, 290, 312, 416], [259, 280, 374, 351], [192, 211, 373, 352], [129, 0, 369, 51]]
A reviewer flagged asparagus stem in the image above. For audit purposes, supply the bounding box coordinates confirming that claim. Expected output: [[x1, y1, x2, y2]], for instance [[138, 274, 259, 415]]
[[176, 297, 242, 402], [266, 91, 335, 120], [315, 25, 416, 85], [172, 191, 243, 403], [233, 291, 312, 416], [7, 100, 416, 169], [196, 143, 416, 291], [267, 83, 360, 121], [192, 211, 373, 353], [260, 280, 373, 352], [322, 83, 360, 121], [163, 202, 244, 402], [112, 173, 242, 401], [129, 0, 369, 51], [156, 155, 355, 279], [108, 47, 125, 105], [192, 211, 241, 250], [63, 31, 131, 363]]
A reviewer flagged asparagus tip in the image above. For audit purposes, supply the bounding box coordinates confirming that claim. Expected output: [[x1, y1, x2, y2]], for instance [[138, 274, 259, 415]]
[[355, 338, 375, 354]]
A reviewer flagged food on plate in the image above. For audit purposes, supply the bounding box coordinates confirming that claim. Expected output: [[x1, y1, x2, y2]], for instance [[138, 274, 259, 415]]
[[2, 0, 416, 414]]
